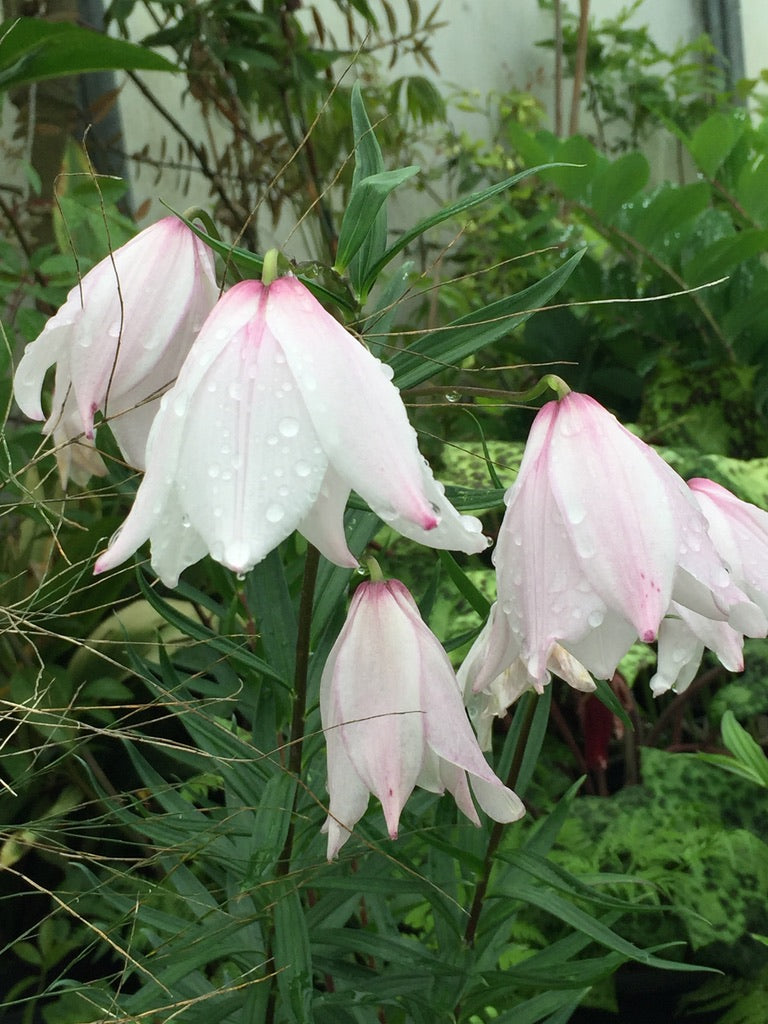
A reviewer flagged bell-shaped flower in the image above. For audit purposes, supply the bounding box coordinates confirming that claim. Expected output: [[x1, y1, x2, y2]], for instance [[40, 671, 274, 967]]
[[13, 216, 219, 484], [467, 392, 765, 695], [93, 276, 489, 586], [320, 578, 524, 859], [651, 478, 768, 695], [459, 603, 594, 749]]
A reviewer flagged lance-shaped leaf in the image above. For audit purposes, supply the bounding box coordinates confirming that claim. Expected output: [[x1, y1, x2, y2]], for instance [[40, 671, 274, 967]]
[[335, 166, 420, 275], [391, 249, 585, 390], [0, 17, 177, 90]]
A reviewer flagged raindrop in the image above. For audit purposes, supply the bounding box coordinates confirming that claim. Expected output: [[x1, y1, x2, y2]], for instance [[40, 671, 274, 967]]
[[565, 503, 586, 525], [278, 485, 289, 497], [206, 380, 218, 393], [295, 460, 311, 478], [225, 540, 249, 567], [279, 417, 299, 438], [429, 501, 442, 523], [107, 321, 121, 338], [236, 571, 247, 581], [181, 514, 191, 529], [445, 390, 461, 403], [266, 503, 285, 523], [266, 435, 279, 446], [228, 381, 242, 400], [587, 609, 604, 628], [208, 465, 220, 479], [354, 565, 367, 576], [173, 395, 188, 417]]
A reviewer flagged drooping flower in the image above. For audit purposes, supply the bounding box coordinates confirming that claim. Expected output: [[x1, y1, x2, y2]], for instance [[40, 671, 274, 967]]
[[459, 603, 594, 749], [94, 276, 489, 585], [320, 578, 524, 859], [464, 392, 765, 699], [651, 478, 768, 695], [13, 216, 219, 484]]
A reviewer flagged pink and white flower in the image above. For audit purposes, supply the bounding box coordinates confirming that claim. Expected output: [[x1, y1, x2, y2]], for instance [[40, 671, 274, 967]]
[[94, 277, 488, 585], [321, 578, 524, 859], [13, 216, 219, 484], [463, 393, 766, 702], [652, 478, 768, 694]]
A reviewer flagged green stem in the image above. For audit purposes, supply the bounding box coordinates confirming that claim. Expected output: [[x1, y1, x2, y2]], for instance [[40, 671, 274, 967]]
[[262, 248, 280, 287], [265, 544, 321, 1024], [463, 692, 539, 948], [278, 543, 321, 874]]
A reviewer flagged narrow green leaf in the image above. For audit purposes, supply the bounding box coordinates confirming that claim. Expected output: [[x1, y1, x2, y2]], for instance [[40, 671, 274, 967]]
[[490, 989, 591, 1024], [349, 83, 387, 292], [273, 892, 313, 1024], [509, 883, 713, 973], [335, 166, 420, 274], [362, 164, 576, 293], [391, 249, 585, 389], [593, 676, 632, 732], [0, 17, 177, 90], [169, 210, 359, 313], [246, 549, 297, 685], [438, 551, 491, 617], [136, 568, 287, 685], [720, 710, 768, 785]]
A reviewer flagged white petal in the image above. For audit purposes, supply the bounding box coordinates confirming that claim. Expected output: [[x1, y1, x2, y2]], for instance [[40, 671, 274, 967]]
[[548, 394, 678, 639], [268, 277, 487, 551], [298, 466, 358, 567], [172, 313, 327, 574]]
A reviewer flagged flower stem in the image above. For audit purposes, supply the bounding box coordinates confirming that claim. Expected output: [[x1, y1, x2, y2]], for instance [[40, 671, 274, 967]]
[[463, 692, 539, 948], [262, 248, 280, 288], [265, 544, 321, 1024]]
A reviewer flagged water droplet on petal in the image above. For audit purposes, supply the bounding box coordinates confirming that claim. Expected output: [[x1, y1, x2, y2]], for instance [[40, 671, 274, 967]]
[[587, 609, 604, 628], [266, 503, 284, 523], [267, 435, 279, 446], [108, 321, 121, 339], [208, 465, 220, 479], [295, 460, 311, 478], [225, 540, 250, 568], [173, 395, 188, 417], [181, 514, 191, 529], [279, 417, 299, 438], [566, 503, 586, 525]]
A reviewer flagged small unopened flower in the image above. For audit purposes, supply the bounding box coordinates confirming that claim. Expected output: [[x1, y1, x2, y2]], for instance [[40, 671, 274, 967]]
[[13, 216, 219, 484], [321, 578, 524, 859], [94, 277, 488, 585], [467, 393, 765, 696], [652, 478, 768, 695]]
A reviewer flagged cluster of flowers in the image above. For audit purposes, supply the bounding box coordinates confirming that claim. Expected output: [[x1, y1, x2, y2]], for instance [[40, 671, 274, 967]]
[[14, 218, 768, 858]]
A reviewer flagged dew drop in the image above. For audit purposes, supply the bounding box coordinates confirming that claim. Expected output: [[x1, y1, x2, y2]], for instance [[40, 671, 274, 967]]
[[445, 390, 461, 403], [587, 609, 604, 628], [228, 381, 242, 400], [108, 321, 122, 338], [266, 435, 279, 446], [206, 380, 218, 393], [295, 460, 311, 478], [225, 540, 250, 567], [172, 395, 188, 417], [208, 465, 220, 479], [266, 503, 284, 523], [566, 503, 586, 525], [279, 417, 299, 438], [181, 514, 191, 529]]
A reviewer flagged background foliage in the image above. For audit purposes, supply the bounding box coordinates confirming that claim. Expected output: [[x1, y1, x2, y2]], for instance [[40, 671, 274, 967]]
[[1, 2, 768, 1022]]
